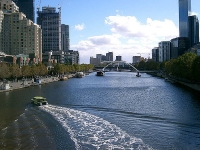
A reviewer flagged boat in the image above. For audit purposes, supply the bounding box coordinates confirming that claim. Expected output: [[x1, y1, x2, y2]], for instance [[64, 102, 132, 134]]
[[31, 96, 48, 106], [59, 75, 68, 81], [75, 72, 85, 78], [60, 76, 68, 81], [96, 71, 104, 76]]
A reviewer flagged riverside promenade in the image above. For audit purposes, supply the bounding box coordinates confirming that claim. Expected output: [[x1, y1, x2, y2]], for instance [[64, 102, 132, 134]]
[[0, 74, 74, 93]]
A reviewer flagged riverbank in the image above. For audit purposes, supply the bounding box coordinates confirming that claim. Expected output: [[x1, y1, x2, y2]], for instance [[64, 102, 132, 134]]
[[148, 72, 200, 92], [0, 74, 75, 93]]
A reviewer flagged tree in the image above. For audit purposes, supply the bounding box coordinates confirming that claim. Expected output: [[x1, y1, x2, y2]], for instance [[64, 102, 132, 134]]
[[191, 56, 200, 82], [175, 53, 196, 79], [146, 61, 159, 70], [137, 60, 146, 70], [30, 65, 40, 77], [37, 63, 48, 76], [9, 64, 21, 80], [0, 62, 11, 79], [54, 63, 65, 74], [21, 66, 31, 77], [73, 64, 80, 72]]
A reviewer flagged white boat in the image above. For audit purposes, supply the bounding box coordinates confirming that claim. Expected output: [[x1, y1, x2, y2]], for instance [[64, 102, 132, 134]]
[[75, 72, 85, 78]]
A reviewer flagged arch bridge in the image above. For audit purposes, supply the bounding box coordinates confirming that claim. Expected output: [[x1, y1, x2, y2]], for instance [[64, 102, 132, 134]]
[[100, 61, 141, 77]]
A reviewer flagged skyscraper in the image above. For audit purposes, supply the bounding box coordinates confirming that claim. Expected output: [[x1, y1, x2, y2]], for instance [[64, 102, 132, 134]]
[[106, 52, 113, 61], [37, 6, 61, 53], [12, 0, 35, 22], [61, 24, 70, 51], [179, 0, 191, 37], [188, 15, 199, 47], [0, 0, 42, 61]]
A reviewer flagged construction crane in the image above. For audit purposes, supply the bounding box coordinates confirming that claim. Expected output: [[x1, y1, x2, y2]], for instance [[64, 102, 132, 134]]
[[137, 53, 150, 58], [37, 0, 41, 12]]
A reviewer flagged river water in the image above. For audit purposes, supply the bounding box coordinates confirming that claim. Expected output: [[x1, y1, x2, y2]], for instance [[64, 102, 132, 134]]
[[0, 72, 200, 150]]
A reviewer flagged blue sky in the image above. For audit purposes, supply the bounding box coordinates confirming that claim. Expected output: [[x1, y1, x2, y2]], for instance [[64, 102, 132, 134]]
[[38, 0, 200, 64]]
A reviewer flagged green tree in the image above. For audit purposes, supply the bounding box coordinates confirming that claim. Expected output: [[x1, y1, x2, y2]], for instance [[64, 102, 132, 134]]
[[37, 63, 48, 76], [0, 62, 11, 79], [175, 53, 196, 79], [9, 64, 21, 80], [146, 61, 159, 70], [21, 65, 31, 77], [54, 63, 65, 74], [73, 64, 80, 72], [30, 65, 40, 77], [137, 60, 146, 70], [191, 56, 200, 82]]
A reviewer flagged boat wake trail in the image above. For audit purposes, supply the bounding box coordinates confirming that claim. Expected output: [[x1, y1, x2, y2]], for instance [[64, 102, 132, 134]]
[[40, 105, 153, 150]]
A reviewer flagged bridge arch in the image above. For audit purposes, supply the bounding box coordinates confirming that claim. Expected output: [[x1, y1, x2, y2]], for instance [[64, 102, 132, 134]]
[[102, 61, 141, 77]]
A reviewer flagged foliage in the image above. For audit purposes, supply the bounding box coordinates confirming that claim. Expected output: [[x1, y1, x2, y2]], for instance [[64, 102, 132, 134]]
[[137, 60, 146, 70], [145, 60, 159, 70], [37, 63, 48, 76], [165, 53, 197, 80], [9, 64, 21, 79], [0, 62, 93, 80], [191, 56, 200, 82], [0, 62, 11, 79], [21, 66, 31, 77]]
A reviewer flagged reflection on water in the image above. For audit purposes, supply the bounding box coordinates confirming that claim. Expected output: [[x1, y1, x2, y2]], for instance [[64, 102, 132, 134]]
[[0, 72, 200, 150]]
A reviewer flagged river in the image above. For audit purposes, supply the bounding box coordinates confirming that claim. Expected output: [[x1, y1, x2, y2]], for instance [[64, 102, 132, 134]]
[[0, 72, 200, 150]]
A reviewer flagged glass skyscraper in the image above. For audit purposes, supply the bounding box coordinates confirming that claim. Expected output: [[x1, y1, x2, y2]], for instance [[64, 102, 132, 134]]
[[13, 0, 35, 22], [188, 15, 199, 47], [179, 0, 191, 37], [37, 6, 61, 53]]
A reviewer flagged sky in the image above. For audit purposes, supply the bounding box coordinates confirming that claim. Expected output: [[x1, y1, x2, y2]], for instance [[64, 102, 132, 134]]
[[37, 0, 200, 64]]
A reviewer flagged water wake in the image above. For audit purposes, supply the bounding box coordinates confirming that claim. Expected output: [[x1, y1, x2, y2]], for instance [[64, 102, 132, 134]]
[[40, 105, 153, 150]]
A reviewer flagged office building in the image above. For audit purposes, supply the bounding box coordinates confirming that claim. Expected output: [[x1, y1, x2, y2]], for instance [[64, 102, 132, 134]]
[[152, 47, 159, 62], [13, 0, 35, 22], [170, 37, 190, 59], [0, 0, 42, 62], [116, 56, 122, 61], [106, 52, 113, 61], [188, 15, 199, 47], [37, 6, 61, 53], [132, 56, 141, 64], [90, 57, 101, 66], [61, 24, 70, 51], [179, 0, 191, 37], [158, 41, 171, 62], [96, 54, 102, 62]]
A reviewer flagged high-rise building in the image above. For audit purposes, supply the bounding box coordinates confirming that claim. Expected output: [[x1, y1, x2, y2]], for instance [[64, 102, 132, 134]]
[[132, 56, 141, 64], [116, 56, 122, 61], [0, 0, 42, 62], [158, 41, 171, 62], [90, 57, 101, 66], [37, 6, 61, 53], [96, 54, 102, 62], [170, 37, 190, 59], [61, 24, 70, 51], [12, 0, 35, 22], [179, 0, 191, 37], [152, 47, 159, 62], [106, 52, 113, 61], [188, 15, 199, 47]]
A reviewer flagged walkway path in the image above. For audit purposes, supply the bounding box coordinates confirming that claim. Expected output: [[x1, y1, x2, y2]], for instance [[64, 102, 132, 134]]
[[0, 76, 60, 92]]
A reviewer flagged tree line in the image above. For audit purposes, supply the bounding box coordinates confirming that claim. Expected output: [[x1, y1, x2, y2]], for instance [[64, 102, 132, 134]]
[[0, 63, 94, 80], [135, 52, 200, 82]]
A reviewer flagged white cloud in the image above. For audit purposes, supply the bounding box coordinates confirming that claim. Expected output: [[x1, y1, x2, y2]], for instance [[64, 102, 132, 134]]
[[74, 23, 85, 31], [72, 15, 178, 63], [190, 11, 198, 16], [105, 15, 178, 39]]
